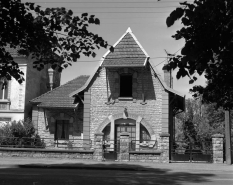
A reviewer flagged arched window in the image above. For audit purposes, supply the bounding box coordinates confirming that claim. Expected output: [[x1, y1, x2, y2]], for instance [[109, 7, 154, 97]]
[[140, 124, 151, 142], [103, 123, 110, 141]]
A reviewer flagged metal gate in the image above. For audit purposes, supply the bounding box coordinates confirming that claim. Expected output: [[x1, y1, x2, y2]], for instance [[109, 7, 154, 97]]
[[103, 140, 118, 161], [171, 140, 212, 163]]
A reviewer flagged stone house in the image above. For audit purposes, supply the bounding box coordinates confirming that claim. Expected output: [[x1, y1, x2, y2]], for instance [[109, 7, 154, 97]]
[[0, 46, 60, 125], [30, 28, 185, 162]]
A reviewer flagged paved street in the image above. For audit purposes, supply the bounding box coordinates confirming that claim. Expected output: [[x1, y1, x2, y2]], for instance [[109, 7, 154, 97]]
[[0, 158, 233, 185]]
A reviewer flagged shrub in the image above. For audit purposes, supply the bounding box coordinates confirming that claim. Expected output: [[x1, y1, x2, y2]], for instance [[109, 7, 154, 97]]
[[10, 118, 35, 138], [0, 118, 45, 148]]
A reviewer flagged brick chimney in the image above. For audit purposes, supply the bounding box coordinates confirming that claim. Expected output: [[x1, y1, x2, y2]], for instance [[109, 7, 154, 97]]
[[163, 61, 173, 88]]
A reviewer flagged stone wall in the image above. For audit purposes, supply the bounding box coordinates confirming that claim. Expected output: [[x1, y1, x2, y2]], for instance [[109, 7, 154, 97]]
[[93, 133, 104, 161], [129, 152, 161, 162], [212, 134, 224, 163], [89, 66, 163, 141], [0, 131, 224, 164], [0, 148, 93, 160]]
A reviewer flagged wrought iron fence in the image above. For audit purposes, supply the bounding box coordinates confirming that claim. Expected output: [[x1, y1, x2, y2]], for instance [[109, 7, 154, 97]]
[[171, 140, 213, 162], [102, 139, 158, 152], [0, 136, 92, 150], [129, 140, 158, 151], [172, 140, 212, 155]]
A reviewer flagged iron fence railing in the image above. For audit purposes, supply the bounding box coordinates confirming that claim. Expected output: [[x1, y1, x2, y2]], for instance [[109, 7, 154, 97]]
[[0, 137, 92, 150], [102, 140, 158, 152], [129, 140, 158, 151], [171, 140, 213, 162], [172, 140, 213, 155]]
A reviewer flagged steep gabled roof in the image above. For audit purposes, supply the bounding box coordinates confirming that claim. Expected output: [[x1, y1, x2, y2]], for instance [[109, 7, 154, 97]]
[[30, 75, 89, 108], [69, 28, 185, 103], [101, 27, 149, 67]]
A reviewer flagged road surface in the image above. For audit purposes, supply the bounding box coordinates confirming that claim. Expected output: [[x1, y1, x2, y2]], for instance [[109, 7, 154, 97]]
[[0, 166, 232, 185]]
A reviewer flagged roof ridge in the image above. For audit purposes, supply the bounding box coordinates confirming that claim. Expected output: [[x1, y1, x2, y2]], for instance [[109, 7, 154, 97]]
[[30, 75, 89, 103]]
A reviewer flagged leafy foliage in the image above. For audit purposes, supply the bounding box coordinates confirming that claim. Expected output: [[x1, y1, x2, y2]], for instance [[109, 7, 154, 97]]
[[0, 118, 45, 148], [165, 0, 233, 109], [175, 99, 226, 143], [9, 118, 35, 138], [0, 0, 113, 84]]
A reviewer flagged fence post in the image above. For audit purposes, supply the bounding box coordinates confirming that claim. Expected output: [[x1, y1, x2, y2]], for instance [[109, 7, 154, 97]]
[[119, 132, 130, 162], [160, 133, 170, 163], [212, 134, 224, 163], [93, 133, 104, 161]]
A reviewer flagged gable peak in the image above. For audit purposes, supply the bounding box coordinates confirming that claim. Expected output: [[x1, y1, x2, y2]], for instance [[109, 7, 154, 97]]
[[126, 27, 132, 33]]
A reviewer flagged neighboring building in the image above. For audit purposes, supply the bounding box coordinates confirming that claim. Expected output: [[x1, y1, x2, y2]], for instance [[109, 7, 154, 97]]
[[0, 46, 61, 125], [30, 28, 185, 162]]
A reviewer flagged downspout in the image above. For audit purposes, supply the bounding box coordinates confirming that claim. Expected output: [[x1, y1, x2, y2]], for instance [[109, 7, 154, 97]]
[[106, 68, 110, 104]]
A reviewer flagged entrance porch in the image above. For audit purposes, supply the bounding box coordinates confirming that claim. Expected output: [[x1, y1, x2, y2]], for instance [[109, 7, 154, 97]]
[[96, 113, 158, 161]]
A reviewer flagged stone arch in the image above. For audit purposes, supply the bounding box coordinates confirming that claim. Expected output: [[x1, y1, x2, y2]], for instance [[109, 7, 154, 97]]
[[96, 112, 155, 137]]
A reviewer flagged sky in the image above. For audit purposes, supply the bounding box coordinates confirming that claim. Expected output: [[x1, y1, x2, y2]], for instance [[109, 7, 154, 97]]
[[22, 0, 206, 98]]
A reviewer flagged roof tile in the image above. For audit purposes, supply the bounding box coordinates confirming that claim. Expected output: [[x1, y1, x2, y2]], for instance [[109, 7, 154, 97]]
[[30, 75, 89, 108], [102, 33, 147, 67]]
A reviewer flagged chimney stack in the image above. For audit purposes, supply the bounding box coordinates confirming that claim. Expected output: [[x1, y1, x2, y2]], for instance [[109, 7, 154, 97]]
[[163, 60, 173, 88], [48, 67, 54, 91]]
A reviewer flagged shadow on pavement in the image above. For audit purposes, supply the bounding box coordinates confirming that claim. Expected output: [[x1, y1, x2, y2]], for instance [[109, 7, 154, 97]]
[[0, 162, 216, 185]]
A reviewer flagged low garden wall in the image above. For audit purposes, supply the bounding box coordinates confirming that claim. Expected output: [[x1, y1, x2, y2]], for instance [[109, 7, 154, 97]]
[[0, 134, 224, 163], [129, 151, 162, 162], [0, 148, 94, 159]]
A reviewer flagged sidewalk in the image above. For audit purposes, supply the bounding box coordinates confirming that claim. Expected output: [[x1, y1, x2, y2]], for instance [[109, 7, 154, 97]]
[[0, 157, 233, 172]]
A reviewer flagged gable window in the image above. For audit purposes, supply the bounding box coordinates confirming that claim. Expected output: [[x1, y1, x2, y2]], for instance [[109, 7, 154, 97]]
[[55, 120, 69, 140], [120, 75, 132, 97]]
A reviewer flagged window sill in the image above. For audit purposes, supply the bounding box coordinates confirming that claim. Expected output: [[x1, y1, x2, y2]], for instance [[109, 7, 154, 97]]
[[0, 99, 10, 103], [118, 97, 133, 101]]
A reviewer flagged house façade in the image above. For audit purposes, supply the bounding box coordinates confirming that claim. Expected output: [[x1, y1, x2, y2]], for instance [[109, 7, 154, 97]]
[[30, 27, 185, 162]]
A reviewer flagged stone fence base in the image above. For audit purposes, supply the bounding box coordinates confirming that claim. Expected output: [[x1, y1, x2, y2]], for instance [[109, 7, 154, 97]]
[[0, 133, 224, 163], [129, 151, 162, 162], [0, 148, 94, 160]]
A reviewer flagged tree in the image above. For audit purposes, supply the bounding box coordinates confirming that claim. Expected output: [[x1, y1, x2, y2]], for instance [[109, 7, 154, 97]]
[[0, 0, 113, 85], [175, 99, 226, 145], [165, 0, 233, 164], [165, 0, 233, 109]]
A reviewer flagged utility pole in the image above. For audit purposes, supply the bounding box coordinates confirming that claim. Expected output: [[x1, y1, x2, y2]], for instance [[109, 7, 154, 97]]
[[225, 110, 232, 165]]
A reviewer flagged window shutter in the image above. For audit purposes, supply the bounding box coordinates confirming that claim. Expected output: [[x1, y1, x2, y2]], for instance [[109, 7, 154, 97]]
[[132, 72, 137, 102], [114, 72, 119, 102]]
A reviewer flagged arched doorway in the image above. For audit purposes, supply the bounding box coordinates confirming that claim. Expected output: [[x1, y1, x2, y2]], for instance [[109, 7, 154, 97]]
[[102, 118, 136, 160], [97, 113, 156, 161]]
